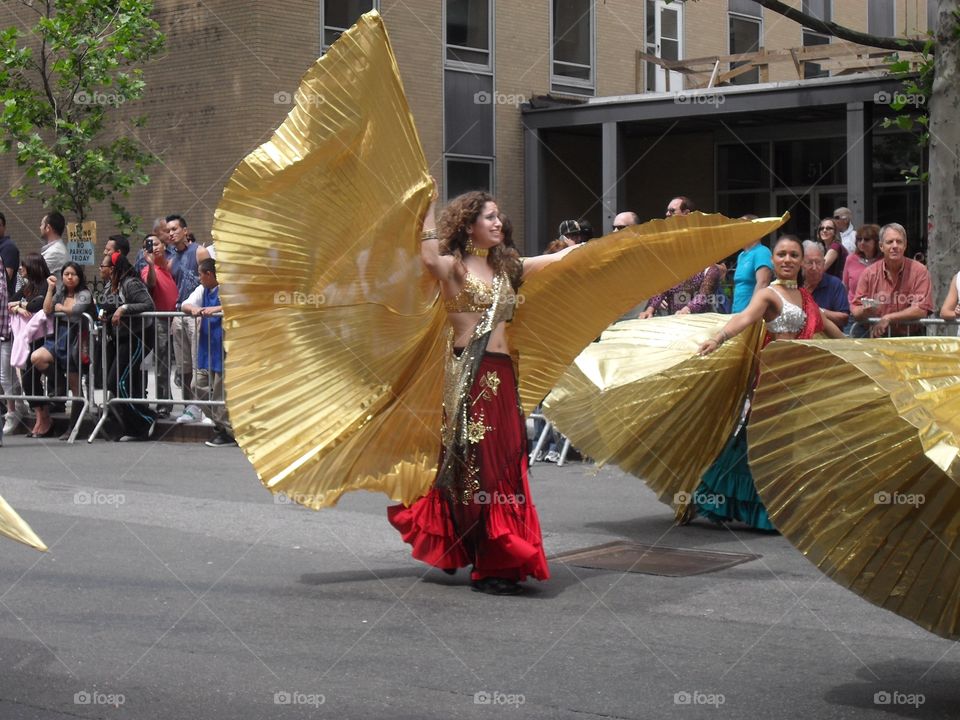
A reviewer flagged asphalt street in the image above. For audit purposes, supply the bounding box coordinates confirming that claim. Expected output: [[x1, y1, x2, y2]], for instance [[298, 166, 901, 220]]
[[0, 438, 956, 719]]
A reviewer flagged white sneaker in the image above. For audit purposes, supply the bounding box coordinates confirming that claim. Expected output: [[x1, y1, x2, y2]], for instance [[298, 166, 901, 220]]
[[200, 415, 215, 426], [176, 405, 202, 424], [545, 450, 560, 463], [3, 412, 18, 435]]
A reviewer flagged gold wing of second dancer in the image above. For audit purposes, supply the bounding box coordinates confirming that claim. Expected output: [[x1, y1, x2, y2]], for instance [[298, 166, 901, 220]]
[[0, 493, 46, 551], [543, 314, 764, 518], [212, 12, 442, 510], [508, 212, 787, 415], [749, 337, 960, 639]]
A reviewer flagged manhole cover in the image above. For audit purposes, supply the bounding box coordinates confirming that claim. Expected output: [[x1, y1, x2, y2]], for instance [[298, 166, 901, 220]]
[[552, 541, 761, 577]]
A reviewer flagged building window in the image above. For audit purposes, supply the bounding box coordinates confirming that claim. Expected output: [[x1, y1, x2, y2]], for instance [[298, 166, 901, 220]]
[[802, 30, 830, 78], [868, 0, 895, 36], [444, 0, 495, 198], [802, 0, 830, 22], [729, 0, 762, 15], [446, 0, 491, 68], [801, 0, 831, 79], [446, 158, 493, 199], [321, 0, 378, 50], [729, 1, 762, 86], [551, 0, 595, 95], [645, 0, 684, 92]]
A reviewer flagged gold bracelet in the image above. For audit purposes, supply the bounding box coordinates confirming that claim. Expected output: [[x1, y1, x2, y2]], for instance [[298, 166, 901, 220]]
[[420, 228, 437, 242]]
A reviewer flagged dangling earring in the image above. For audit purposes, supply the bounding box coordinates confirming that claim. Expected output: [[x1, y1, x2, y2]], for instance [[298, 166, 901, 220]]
[[465, 235, 475, 255]]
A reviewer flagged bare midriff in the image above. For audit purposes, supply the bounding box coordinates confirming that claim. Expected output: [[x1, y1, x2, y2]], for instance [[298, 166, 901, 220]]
[[449, 312, 510, 353]]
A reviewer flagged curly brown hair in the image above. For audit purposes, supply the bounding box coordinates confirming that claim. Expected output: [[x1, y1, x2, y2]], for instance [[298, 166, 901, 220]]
[[437, 191, 522, 288]]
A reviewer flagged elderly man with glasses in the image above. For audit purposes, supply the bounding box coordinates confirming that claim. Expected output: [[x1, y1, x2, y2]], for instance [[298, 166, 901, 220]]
[[802, 240, 849, 327]]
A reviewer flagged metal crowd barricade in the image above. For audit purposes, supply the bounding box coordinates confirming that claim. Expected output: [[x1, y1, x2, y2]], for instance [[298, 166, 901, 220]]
[[865, 317, 960, 336], [0, 311, 97, 444], [88, 310, 227, 442]]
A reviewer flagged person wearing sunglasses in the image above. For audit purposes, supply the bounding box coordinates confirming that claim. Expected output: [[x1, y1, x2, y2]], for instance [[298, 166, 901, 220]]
[[816, 217, 847, 281], [612, 211, 639, 232], [842, 224, 881, 334]]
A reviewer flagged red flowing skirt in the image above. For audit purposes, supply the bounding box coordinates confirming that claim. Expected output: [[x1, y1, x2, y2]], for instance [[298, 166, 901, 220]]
[[388, 352, 549, 582]]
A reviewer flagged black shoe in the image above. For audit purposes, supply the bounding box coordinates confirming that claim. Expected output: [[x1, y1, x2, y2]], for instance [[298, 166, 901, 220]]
[[471, 577, 524, 595], [205, 432, 237, 447], [156, 407, 171, 419], [441, 568, 457, 576], [119, 419, 156, 443]]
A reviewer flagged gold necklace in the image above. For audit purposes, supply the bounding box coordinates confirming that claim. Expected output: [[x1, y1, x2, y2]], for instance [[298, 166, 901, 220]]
[[771, 279, 798, 289], [465, 237, 490, 257]]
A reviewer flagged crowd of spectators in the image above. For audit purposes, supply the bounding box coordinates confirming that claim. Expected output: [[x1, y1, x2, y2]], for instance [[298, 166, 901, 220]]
[[551, 201, 951, 341], [0, 210, 232, 447]]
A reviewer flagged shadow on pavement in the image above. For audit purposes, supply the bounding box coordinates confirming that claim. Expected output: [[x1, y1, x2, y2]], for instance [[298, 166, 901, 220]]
[[824, 660, 960, 719]]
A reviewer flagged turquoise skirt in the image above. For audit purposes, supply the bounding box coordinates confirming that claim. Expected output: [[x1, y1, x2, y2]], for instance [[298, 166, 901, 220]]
[[693, 429, 776, 531]]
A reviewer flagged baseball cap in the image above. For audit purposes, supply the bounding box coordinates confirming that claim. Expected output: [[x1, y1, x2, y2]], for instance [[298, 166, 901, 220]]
[[558, 219, 584, 237]]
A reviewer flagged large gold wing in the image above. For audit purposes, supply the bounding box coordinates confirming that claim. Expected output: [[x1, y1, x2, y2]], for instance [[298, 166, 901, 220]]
[[749, 337, 960, 639], [212, 12, 439, 509], [211, 11, 786, 510], [0, 493, 46, 551], [509, 212, 786, 414], [543, 314, 764, 516]]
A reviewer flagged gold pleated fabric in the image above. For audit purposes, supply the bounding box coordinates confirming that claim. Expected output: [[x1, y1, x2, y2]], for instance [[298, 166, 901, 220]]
[[749, 338, 960, 639], [509, 212, 787, 415], [212, 12, 439, 509], [543, 314, 765, 517], [211, 10, 788, 510], [0, 493, 46, 551]]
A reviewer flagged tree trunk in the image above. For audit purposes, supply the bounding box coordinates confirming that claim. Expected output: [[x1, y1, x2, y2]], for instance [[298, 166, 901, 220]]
[[927, 0, 960, 312]]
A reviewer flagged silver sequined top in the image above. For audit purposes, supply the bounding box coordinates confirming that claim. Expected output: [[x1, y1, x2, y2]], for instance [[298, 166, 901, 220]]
[[766, 290, 806, 334]]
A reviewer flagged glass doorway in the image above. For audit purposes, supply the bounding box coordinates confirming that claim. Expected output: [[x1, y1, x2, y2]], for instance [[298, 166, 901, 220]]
[[774, 188, 846, 240]]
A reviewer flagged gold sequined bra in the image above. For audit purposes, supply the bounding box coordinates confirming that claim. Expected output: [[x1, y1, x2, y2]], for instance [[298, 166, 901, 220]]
[[444, 271, 504, 313]]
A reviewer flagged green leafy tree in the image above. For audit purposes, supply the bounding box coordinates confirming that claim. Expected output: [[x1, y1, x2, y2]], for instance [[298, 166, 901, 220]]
[[0, 0, 165, 232]]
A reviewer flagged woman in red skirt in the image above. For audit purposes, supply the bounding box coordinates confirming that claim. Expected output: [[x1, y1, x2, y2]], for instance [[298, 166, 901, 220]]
[[388, 188, 578, 595]]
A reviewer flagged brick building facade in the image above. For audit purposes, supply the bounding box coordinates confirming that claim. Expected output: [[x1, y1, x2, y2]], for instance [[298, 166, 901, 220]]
[[0, 1, 936, 255]]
